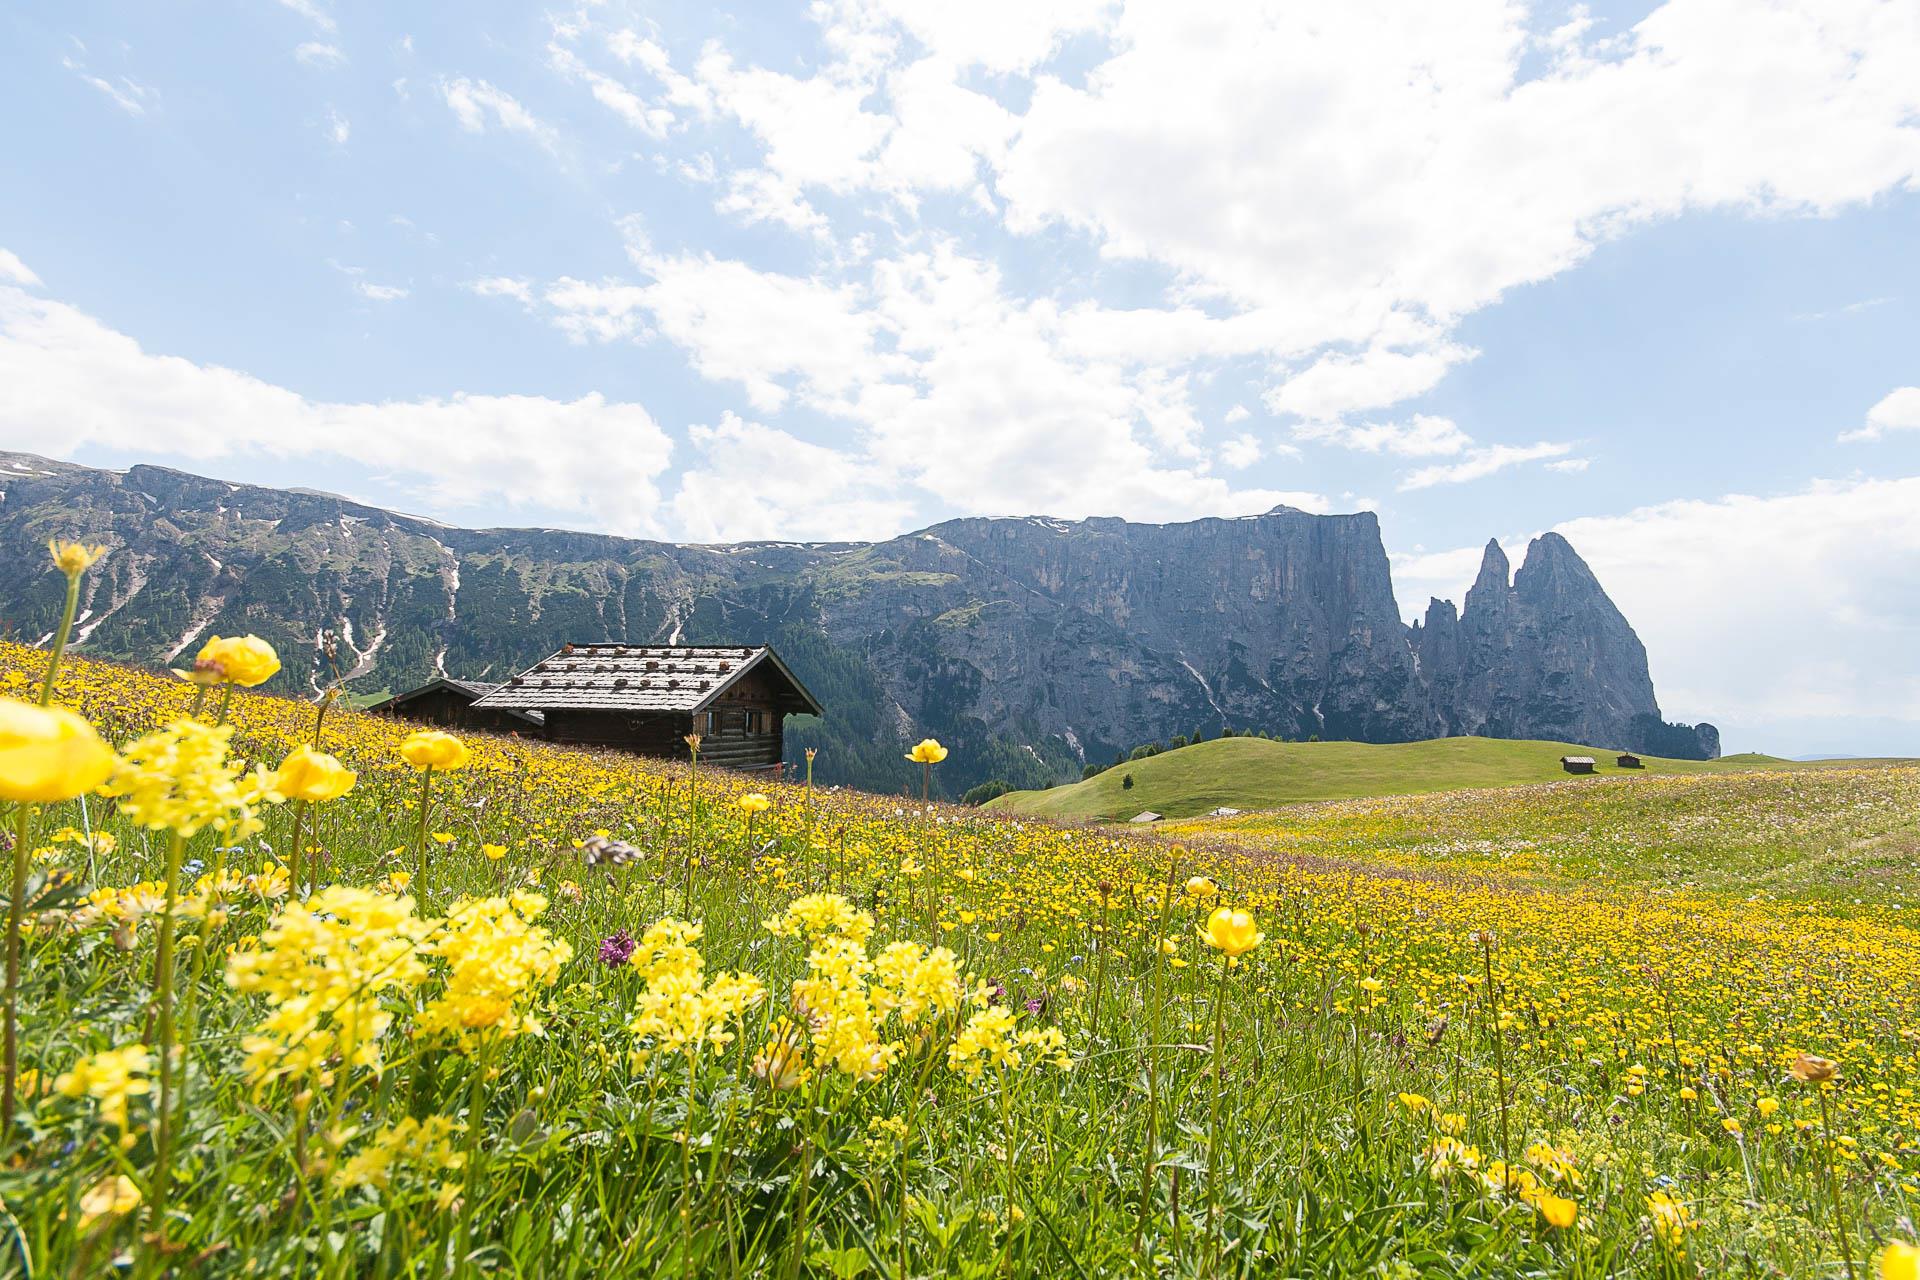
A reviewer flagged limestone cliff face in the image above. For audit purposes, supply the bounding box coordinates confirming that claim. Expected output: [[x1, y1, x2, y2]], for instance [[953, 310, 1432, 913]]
[[0, 453, 1717, 796], [1412, 533, 1714, 757]]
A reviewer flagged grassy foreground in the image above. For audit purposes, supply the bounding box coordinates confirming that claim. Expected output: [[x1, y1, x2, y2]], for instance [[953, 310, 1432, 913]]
[[5, 635, 1920, 1278], [987, 734, 1812, 822]]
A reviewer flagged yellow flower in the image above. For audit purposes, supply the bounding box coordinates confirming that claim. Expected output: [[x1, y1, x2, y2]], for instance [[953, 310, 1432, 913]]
[[104, 719, 278, 838], [0, 699, 117, 803], [1757, 1096, 1780, 1117], [1721, 1118, 1742, 1135], [738, 793, 772, 815], [1536, 1192, 1579, 1230], [274, 744, 356, 803], [905, 739, 948, 764], [75, 1174, 141, 1229], [1881, 1241, 1920, 1280], [47, 539, 108, 577], [194, 634, 282, 687], [1184, 876, 1218, 898], [54, 1043, 152, 1133], [400, 730, 471, 772], [1200, 906, 1263, 957], [482, 844, 507, 861]]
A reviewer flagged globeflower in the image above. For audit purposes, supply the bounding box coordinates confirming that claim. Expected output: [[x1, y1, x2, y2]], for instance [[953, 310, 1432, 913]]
[[47, 539, 108, 577], [400, 730, 471, 772], [905, 738, 947, 801], [0, 699, 117, 803], [191, 634, 282, 688], [1184, 876, 1218, 899], [1882, 1242, 1920, 1280], [738, 793, 771, 815], [1199, 906, 1263, 957], [274, 744, 356, 803]]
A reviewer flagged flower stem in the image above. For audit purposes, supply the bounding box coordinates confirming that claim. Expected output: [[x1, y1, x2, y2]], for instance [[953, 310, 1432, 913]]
[[288, 800, 309, 900], [1206, 957, 1230, 1260], [1, 801, 36, 1144], [150, 829, 186, 1248], [413, 766, 435, 908], [1817, 1087, 1858, 1280], [37, 573, 82, 706]]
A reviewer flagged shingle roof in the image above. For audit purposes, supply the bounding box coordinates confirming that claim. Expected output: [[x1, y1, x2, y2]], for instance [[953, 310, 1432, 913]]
[[471, 644, 823, 715], [366, 677, 546, 726]]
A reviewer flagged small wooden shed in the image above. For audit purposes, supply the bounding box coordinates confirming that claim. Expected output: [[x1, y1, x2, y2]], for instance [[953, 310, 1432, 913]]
[[1560, 755, 1596, 775], [1616, 753, 1644, 769], [367, 677, 546, 734], [471, 644, 822, 771]]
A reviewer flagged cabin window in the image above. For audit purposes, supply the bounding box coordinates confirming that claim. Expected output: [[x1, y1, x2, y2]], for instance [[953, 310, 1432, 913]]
[[747, 710, 771, 734], [699, 711, 716, 736]]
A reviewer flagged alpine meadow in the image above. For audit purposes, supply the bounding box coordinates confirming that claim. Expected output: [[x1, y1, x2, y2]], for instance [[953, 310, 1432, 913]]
[[3, 543, 1920, 1278], [6, 1, 1920, 1277]]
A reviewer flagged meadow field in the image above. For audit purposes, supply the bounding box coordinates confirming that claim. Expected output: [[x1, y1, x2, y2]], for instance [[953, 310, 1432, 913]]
[[5, 581, 1920, 1275]]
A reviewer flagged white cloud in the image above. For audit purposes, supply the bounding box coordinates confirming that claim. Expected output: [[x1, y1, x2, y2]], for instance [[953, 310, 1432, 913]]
[[1395, 477, 1920, 739], [353, 281, 407, 302], [295, 42, 345, 68], [669, 413, 915, 542], [1265, 344, 1473, 420], [439, 78, 555, 148], [1545, 457, 1591, 474], [1399, 441, 1576, 490], [326, 107, 350, 145], [275, 0, 336, 33], [1840, 387, 1920, 443], [1296, 414, 1474, 458], [1218, 433, 1261, 469], [63, 58, 157, 117], [467, 276, 534, 304], [1223, 404, 1250, 424], [0, 250, 38, 288], [0, 285, 673, 534], [548, 43, 673, 138]]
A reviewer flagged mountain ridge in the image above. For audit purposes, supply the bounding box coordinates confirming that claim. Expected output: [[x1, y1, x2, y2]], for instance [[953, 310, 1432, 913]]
[[0, 451, 1719, 792]]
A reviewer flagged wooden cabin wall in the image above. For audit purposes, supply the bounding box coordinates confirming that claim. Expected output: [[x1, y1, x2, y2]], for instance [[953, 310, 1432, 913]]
[[383, 689, 533, 735], [543, 710, 694, 754]]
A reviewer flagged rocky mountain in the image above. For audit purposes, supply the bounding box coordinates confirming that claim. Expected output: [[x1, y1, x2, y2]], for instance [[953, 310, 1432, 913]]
[[0, 452, 1718, 793]]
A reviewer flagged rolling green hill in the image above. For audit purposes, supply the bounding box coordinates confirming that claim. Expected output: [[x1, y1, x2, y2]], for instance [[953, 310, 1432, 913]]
[[983, 735, 1826, 822]]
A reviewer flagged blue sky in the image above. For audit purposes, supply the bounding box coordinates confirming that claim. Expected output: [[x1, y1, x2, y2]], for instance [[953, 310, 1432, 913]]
[[2, 0, 1918, 755]]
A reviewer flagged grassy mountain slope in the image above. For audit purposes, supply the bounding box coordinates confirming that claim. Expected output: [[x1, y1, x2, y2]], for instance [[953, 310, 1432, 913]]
[[984, 735, 1835, 821]]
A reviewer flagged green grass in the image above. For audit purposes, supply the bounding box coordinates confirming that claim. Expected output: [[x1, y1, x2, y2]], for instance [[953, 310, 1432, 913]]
[[982, 735, 1884, 822]]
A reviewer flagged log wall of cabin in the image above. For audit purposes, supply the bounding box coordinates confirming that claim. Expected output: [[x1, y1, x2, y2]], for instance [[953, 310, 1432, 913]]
[[385, 689, 534, 735], [542, 710, 694, 755]]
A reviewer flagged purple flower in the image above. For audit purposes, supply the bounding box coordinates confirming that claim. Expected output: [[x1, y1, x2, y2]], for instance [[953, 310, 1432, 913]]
[[598, 929, 637, 968], [986, 981, 1006, 1006], [1024, 996, 1045, 1016]]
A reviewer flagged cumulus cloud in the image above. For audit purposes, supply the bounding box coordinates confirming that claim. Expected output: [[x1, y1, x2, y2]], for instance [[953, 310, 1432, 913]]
[[0, 285, 673, 534], [1840, 387, 1920, 443], [669, 413, 916, 543]]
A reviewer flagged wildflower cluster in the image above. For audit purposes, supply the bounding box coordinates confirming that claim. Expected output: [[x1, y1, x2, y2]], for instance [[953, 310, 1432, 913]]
[[105, 719, 279, 838], [626, 919, 766, 1066], [418, 892, 574, 1047], [225, 886, 432, 1088]]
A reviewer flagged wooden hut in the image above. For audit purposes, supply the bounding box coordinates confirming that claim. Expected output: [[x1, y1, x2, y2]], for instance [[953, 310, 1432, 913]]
[[471, 644, 822, 771], [1616, 753, 1644, 769], [1560, 755, 1596, 775], [367, 677, 546, 734]]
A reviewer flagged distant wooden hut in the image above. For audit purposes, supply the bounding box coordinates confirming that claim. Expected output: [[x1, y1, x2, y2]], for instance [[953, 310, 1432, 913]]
[[471, 644, 822, 772], [1560, 755, 1596, 774], [367, 677, 546, 734], [1616, 753, 1644, 769]]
